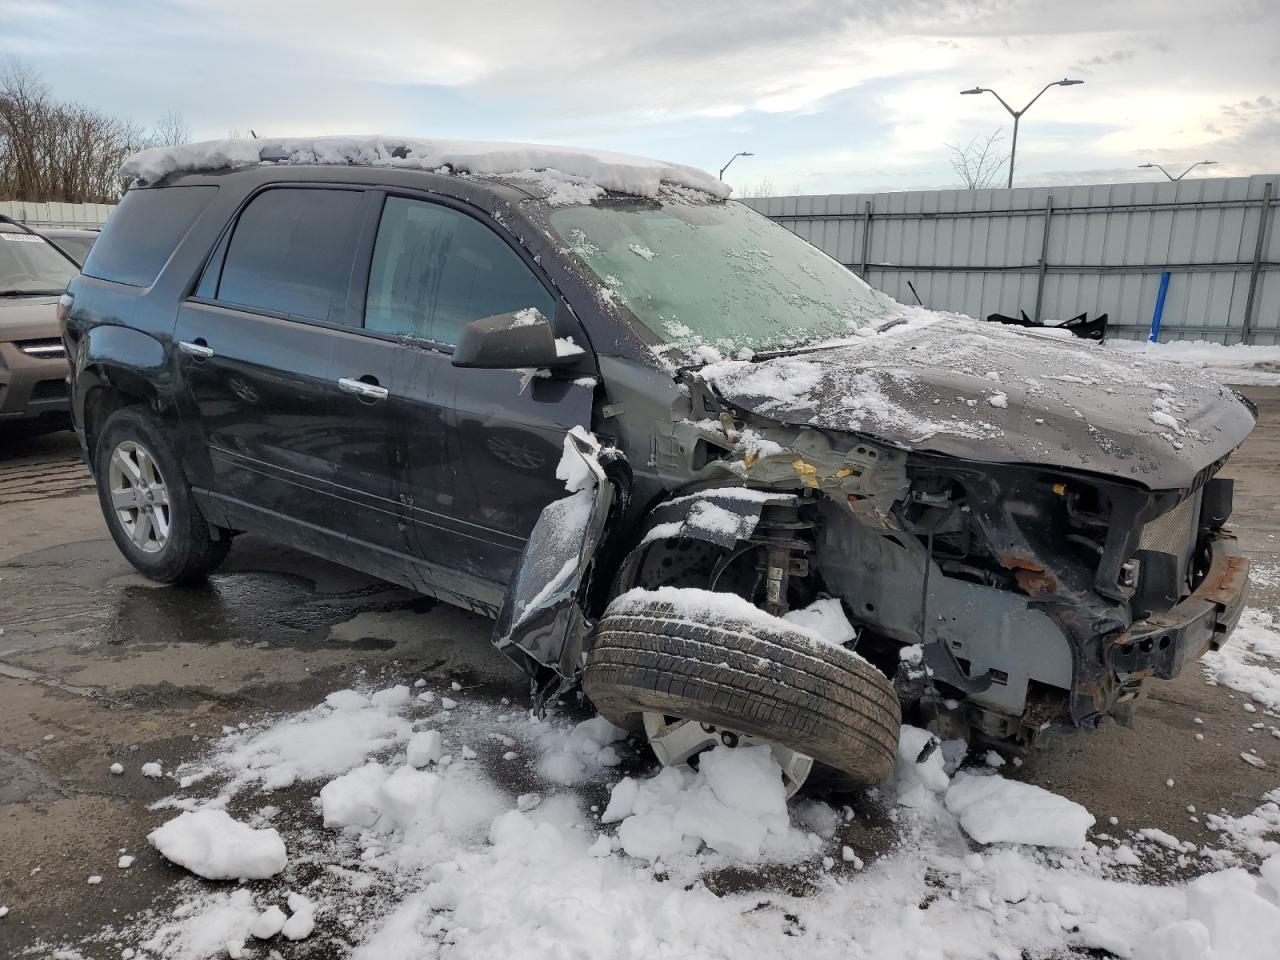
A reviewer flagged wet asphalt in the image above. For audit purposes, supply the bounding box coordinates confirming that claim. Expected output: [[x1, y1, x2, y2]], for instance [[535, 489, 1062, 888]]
[[1, 389, 1278, 956]]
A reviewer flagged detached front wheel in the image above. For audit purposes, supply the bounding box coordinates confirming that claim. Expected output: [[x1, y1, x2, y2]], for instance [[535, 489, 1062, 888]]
[[583, 592, 902, 791]]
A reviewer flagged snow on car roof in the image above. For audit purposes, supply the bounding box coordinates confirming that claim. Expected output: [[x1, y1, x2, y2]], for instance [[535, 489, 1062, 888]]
[[120, 136, 731, 201]]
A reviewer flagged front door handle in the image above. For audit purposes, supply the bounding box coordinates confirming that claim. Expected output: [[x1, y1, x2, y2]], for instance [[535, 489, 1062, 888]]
[[179, 339, 214, 359], [338, 377, 389, 401]]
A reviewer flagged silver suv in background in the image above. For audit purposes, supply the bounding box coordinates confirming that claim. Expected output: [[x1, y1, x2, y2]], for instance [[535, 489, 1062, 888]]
[[1, 218, 78, 432]]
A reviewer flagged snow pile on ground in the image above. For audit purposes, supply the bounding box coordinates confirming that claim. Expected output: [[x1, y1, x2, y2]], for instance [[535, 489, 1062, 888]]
[[1106, 338, 1280, 386], [147, 809, 287, 881], [1202, 608, 1280, 713], [73, 606, 1280, 960], [169, 684, 416, 794], [120, 136, 730, 200]]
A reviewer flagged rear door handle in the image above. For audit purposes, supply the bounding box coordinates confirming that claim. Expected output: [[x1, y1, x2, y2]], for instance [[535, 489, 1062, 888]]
[[179, 340, 214, 359], [338, 377, 389, 401]]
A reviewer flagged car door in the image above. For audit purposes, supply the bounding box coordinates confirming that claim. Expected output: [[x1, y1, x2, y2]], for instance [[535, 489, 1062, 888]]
[[358, 193, 596, 597], [174, 185, 409, 560]]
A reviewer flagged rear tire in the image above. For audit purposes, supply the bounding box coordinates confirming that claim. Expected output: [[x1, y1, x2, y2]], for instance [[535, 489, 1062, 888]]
[[94, 406, 229, 584], [584, 595, 901, 787]]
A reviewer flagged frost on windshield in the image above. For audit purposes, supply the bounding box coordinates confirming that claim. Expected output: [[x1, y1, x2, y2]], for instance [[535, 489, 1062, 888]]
[[548, 198, 897, 362]]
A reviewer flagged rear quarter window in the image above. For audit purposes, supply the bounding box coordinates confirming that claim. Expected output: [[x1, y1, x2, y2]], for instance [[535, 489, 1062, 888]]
[[82, 185, 218, 287]]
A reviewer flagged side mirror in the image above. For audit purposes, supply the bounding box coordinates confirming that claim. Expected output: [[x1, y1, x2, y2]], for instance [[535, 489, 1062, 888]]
[[451, 309, 580, 369]]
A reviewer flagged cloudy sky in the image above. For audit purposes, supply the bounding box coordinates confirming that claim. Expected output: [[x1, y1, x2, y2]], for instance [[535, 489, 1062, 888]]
[[3, 0, 1278, 195]]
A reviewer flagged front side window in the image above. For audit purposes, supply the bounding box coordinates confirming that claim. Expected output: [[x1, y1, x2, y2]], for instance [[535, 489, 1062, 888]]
[[218, 188, 363, 322], [365, 196, 556, 345]]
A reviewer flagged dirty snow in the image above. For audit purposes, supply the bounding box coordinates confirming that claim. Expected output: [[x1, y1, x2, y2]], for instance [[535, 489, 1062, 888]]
[[121, 136, 730, 200], [1106, 338, 1280, 386], [54, 606, 1280, 960], [1202, 608, 1280, 713]]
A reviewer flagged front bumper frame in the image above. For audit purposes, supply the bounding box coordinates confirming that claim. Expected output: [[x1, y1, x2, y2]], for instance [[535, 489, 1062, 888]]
[[1105, 532, 1250, 681]]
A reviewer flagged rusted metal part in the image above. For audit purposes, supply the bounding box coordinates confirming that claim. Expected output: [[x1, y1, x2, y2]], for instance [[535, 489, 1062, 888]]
[[1003, 555, 1059, 596], [1201, 552, 1249, 607]]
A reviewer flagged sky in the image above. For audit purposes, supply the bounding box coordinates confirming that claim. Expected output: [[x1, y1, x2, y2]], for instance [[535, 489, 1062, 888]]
[[2, 0, 1278, 196]]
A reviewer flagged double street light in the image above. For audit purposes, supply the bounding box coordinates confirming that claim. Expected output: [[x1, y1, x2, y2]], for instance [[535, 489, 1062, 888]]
[[960, 78, 1084, 188], [719, 151, 753, 180], [1139, 160, 1218, 182]]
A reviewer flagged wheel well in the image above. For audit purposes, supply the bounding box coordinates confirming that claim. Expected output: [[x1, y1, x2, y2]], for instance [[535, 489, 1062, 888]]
[[84, 386, 145, 463]]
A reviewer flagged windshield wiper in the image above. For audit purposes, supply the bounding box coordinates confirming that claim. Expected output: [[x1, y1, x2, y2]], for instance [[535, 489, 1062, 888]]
[[0, 289, 63, 297]]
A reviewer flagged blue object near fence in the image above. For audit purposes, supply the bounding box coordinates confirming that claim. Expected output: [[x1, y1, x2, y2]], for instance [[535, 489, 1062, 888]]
[[1148, 271, 1171, 342]]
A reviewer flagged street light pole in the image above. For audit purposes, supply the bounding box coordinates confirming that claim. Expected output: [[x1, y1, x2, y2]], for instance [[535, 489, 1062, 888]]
[[960, 78, 1083, 188], [1138, 160, 1218, 182], [719, 151, 754, 180]]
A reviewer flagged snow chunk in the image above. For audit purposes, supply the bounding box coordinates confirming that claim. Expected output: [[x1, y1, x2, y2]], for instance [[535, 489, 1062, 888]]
[[406, 730, 443, 768], [602, 745, 804, 862], [250, 905, 287, 939], [148, 809, 288, 880], [141, 761, 163, 779], [628, 242, 656, 260], [945, 772, 1095, 848], [121, 136, 730, 201], [554, 424, 600, 494], [894, 725, 949, 806], [783, 597, 856, 646]]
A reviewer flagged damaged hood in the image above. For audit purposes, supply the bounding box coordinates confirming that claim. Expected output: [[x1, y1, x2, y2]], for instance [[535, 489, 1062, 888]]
[[700, 313, 1256, 490]]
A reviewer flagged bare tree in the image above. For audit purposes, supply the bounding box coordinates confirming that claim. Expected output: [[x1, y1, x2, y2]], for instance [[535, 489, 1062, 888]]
[[1, 62, 149, 202], [736, 178, 778, 198], [152, 110, 191, 147], [946, 129, 1009, 190]]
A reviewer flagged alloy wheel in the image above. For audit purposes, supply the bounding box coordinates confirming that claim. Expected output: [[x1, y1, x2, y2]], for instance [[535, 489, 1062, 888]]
[[107, 440, 171, 554]]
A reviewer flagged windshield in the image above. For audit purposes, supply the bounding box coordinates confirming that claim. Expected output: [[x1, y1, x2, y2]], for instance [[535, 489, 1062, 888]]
[[547, 199, 898, 359], [0, 232, 77, 294]]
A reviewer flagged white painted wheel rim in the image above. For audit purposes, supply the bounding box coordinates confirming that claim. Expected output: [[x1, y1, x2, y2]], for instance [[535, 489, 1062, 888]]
[[642, 712, 814, 798], [107, 440, 171, 554]]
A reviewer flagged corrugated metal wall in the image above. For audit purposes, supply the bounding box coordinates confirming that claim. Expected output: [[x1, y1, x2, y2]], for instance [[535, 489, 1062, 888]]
[[0, 200, 116, 229], [743, 174, 1280, 344]]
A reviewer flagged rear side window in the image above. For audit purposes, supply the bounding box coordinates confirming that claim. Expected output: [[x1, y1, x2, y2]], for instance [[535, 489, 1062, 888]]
[[365, 196, 555, 345], [217, 188, 363, 323], [82, 185, 217, 287]]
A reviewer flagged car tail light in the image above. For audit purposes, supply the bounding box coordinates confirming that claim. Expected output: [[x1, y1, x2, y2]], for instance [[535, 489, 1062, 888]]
[[57, 292, 73, 323]]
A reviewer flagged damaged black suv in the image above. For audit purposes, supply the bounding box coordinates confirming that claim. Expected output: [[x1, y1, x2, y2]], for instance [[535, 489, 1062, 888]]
[[62, 138, 1255, 794]]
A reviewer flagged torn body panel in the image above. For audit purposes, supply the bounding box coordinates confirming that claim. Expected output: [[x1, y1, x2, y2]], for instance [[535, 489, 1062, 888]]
[[491, 428, 625, 700]]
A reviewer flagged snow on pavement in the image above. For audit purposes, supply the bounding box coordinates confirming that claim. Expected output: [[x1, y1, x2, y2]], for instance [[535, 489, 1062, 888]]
[[43, 612, 1280, 960]]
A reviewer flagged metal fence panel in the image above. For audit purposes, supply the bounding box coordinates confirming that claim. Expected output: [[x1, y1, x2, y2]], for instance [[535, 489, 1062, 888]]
[[0, 200, 116, 228], [743, 174, 1280, 344]]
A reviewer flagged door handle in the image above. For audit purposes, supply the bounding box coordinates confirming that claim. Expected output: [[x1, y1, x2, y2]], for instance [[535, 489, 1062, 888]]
[[338, 377, 389, 401], [179, 340, 214, 359]]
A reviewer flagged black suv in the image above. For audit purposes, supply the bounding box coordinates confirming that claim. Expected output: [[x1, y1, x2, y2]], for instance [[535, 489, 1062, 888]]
[[62, 138, 1254, 794]]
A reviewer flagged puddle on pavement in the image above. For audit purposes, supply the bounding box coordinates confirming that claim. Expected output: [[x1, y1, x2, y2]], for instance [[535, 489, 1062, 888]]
[[102, 570, 432, 650]]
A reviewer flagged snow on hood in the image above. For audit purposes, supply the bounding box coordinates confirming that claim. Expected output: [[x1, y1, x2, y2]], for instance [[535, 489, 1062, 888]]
[[120, 136, 730, 201], [701, 309, 1256, 489]]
